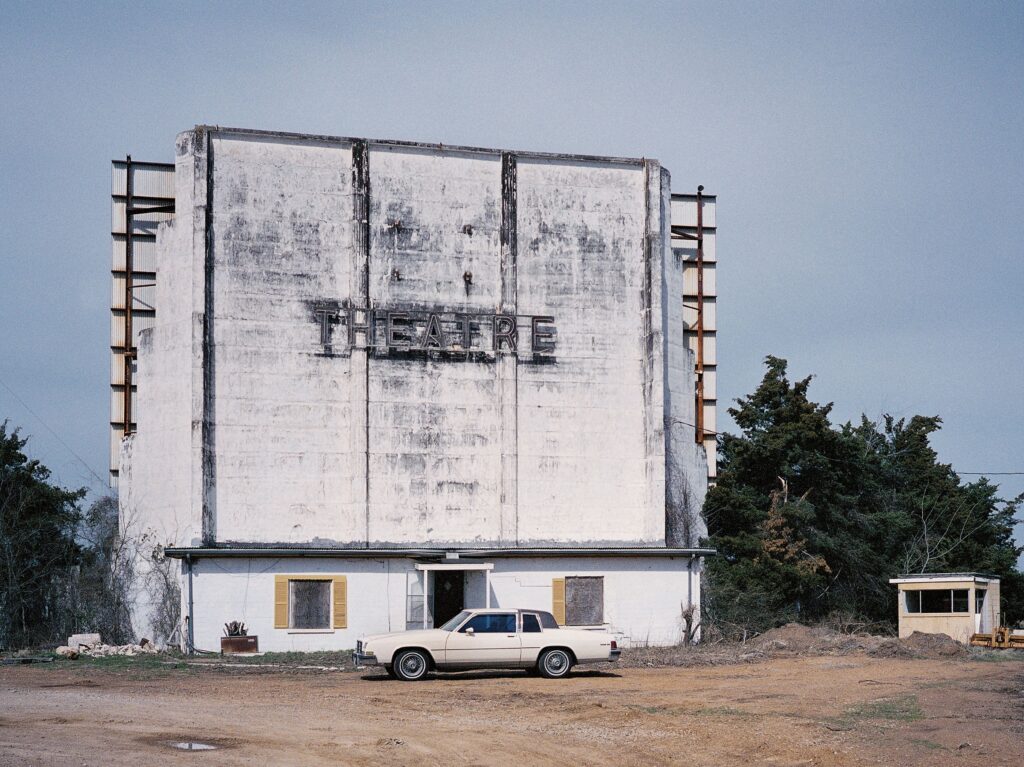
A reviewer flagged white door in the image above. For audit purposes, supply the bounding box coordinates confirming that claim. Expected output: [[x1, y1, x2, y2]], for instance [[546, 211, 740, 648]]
[[444, 613, 521, 666]]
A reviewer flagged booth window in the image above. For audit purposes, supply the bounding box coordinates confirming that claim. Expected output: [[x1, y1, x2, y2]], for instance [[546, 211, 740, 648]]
[[975, 589, 986, 614], [904, 588, 969, 614]]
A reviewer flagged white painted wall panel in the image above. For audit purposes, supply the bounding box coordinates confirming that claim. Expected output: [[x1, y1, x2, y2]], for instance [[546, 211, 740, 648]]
[[208, 134, 359, 544], [367, 148, 503, 545], [516, 158, 654, 545]]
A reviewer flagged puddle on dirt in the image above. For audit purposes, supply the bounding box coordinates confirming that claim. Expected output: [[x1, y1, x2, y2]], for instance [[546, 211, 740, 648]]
[[170, 742, 217, 751]]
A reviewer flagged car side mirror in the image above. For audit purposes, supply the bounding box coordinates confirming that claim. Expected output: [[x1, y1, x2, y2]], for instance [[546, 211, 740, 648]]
[[465, 627, 475, 636]]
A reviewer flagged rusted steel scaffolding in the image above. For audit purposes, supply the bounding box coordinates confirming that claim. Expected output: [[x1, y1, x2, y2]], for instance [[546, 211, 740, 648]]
[[670, 186, 710, 445], [110, 157, 175, 483], [123, 156, 175, 434]]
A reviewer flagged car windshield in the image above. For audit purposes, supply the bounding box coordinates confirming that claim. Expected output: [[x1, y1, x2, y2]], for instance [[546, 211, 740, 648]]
[[438, 610, 473, 632]]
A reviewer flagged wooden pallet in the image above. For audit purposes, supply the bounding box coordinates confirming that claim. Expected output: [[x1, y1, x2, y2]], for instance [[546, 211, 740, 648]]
[[969, 628, 1024, 649]]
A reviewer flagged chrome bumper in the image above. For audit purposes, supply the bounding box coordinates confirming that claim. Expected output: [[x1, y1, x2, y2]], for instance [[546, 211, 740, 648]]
[[354, 641, 378, 666], [609, 648, 621, 662]]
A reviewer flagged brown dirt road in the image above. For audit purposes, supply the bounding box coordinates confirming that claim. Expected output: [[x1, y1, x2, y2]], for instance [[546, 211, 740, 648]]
[[2, 655, 1022, 766]]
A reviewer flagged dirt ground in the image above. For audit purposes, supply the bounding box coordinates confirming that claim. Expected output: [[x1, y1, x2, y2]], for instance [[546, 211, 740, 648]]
[[2, 644, 1022, 767]]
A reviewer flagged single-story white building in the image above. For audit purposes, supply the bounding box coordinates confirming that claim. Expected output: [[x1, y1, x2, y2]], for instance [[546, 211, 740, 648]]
[[165, 548, 710, 651]]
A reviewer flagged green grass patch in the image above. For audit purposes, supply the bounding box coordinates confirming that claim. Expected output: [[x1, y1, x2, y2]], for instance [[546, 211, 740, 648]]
[[844, 695, 923, 722], [690, 705, 749, 717], [220, 650, 353, 665], [627, 704, 750, 718], [968, 649, 1024, 663], [628, 705, 671, 715], [908, 738, 946, 751]]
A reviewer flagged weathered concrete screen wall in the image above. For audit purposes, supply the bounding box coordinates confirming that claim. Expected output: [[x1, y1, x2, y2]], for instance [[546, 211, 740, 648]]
[[367, 147, 504, 545], [209, 135, 359, 545], [122, 127, 708, 551]]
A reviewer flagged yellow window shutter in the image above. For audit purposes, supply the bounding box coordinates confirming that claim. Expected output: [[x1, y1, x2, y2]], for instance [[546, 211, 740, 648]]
[[552, 577, 566, 625], [274, 575, 289, 629], [333, 575, 348, 629]]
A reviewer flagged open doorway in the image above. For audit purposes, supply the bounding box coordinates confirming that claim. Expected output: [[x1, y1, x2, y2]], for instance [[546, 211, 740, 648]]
[[433, 570, 465, 627]]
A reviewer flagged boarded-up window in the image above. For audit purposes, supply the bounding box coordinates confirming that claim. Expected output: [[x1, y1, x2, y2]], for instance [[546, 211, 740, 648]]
[[289, 580, 331, 629], [565, 576, 604, 626]]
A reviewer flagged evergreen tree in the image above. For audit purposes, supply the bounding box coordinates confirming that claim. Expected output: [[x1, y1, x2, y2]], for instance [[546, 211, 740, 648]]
[[704, 357, 1023, 634], [0, 421, 84, 648]]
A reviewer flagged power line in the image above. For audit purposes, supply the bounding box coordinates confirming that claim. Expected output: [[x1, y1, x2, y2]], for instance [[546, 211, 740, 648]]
[[0, 373, 107, 489], [959, 472, 1024, 476], [667, 419, 1023, 477], [667, 418, 722, 437]]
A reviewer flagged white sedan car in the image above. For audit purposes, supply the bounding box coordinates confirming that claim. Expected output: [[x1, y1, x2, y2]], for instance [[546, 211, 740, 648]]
[[354, 608, 621, 681]]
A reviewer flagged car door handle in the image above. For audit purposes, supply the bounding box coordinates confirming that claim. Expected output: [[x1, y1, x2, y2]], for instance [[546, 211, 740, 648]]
[[506, 634, 516, 638]]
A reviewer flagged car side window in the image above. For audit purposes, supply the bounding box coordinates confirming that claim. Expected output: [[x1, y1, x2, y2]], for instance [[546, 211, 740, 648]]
[[522, 613, 542, 633], [537, 611, 560, 629], [461, 613, 517, 633]]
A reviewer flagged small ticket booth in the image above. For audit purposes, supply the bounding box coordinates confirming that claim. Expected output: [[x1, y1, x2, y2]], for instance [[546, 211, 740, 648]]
[[889, 573, 1000, 644]]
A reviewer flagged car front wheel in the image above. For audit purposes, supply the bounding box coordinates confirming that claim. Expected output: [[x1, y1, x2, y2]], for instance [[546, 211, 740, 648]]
[[538, 648, 573, 679], [393, 649, 430, 681]]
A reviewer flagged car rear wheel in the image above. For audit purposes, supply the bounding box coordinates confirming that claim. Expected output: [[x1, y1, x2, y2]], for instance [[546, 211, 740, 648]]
[[538, 648, 572, 679], [393, 649, 430, 681]]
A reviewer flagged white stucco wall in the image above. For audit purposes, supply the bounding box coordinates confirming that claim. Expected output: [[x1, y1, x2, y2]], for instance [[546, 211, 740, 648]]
[[367, 147, 504, 545], [185, 555, 702, 652], [123, 127, 708, 554]]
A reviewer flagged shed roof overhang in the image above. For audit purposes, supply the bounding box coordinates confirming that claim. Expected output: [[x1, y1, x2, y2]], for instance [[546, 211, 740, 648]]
[[889, 572, 998, 585], [163, 546, 716, 560]]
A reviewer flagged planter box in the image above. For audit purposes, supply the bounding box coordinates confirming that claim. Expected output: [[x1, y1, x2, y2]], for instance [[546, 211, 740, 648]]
[[221, 636, 258, 654]]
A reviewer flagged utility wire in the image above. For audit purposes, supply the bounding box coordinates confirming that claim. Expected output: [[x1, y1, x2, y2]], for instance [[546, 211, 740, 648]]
[[667, 419, 1023, 477], [959, 472, 1024, 476], [668, 418, 722, 437], [0, 373, 107, 489]]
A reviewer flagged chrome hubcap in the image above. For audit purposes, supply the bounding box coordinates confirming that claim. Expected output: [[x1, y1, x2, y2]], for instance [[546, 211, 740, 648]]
[[401, 654, 425, 677], [546, 652, 567, 673]]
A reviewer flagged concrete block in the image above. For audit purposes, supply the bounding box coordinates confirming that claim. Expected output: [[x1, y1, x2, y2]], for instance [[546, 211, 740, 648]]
[[67, 633, 101, 650]]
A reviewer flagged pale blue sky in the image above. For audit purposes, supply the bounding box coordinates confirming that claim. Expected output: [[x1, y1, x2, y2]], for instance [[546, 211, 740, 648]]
[[1, 2, 1021, 553]]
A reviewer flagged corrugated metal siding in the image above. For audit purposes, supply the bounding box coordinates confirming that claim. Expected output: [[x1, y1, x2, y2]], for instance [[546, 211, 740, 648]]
[[111, 276, 157, 311], [110, 310, 156, 348], [111, 200, 174, 234], [112, 236, 158, 273], [110, 351, 128, 386], [112, 162, 176, 198], [110, 388, 126, 422], [671, 196, 716, 228], [682, 263, 716, 295]]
